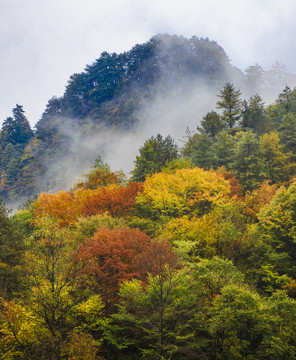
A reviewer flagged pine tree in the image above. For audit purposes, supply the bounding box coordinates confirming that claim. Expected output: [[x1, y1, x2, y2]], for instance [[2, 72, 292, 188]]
[[199, 111, 226, 138], [231, 131, 264, 192], [1, 105, 33, 146], [217, 83, 242, 129], [131, 134, 179, 182], [240, 94, 268, 133]]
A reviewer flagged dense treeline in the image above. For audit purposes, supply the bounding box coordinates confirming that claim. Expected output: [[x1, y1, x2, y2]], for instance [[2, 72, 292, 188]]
[[0, 34, 294, 203], [2, 81, 296, 358], [2, 34, 296, 358]]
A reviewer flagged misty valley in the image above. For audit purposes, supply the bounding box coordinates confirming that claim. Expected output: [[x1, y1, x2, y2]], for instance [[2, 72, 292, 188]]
[[1, 34, 296, 359]]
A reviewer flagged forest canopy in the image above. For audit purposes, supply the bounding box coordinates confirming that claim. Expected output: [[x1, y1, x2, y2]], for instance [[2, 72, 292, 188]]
[[1, 34, 296, 359], [0, 34, 294, 204]]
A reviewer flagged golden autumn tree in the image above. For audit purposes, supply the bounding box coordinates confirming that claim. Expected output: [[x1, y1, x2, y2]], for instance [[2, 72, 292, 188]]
[[34, 190, 78, 227], [162, 201, 249, 262], [135, 167, 231, 220]]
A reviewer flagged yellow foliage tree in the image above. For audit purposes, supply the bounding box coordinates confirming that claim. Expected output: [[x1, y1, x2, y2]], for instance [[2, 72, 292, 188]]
[[162, 202, 249, 261], [136, 167, 231, 219]]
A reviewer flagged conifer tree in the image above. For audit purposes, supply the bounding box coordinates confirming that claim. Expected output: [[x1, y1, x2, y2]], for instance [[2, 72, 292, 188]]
[[199, 111, 225, 138], [131, 134, 179, 182], [1, 105, 33, 146], [240, 94, 267, 132], [217, 83, 242, 129], [231, 131, 263, 192]]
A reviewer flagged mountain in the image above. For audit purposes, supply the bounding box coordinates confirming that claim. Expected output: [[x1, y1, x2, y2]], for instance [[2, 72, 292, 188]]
[[0, 34, 293, 205]]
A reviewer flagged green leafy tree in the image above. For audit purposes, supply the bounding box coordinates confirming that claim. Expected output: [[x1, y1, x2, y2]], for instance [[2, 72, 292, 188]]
[[258, 182, 296, 277], [110, 267, 197, 359], [209, 286, 296, 360], [260, 131, 293, 183], [217, 83, 242, 129], [131, 134, 179, 182]]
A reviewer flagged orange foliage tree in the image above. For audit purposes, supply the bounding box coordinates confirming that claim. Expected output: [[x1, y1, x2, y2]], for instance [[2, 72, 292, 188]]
[[34, 191, 78, 227], [245, 181, 278, 220], [217, 166, 244, 201], [34, 182, 144, 227], [77, 181, 143, 217]]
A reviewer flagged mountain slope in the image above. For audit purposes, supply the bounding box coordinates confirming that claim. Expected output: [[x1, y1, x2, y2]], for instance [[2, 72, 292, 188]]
[[0, 34, 292, 204]]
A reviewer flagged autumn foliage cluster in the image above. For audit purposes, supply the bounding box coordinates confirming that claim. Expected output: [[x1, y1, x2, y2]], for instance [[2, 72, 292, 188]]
[[34, 181, 143, 226], [3, 83, 296, 359]]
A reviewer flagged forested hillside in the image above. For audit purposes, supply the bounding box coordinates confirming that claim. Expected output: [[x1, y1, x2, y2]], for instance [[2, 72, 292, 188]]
[[2, 34, 296, 359], [0, 34, 294, 204], [2, 109, 296, 358]]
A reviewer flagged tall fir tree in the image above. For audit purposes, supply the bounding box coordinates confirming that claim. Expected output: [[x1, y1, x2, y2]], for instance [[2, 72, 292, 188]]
[[1, 105, 33, 147], [217, 83, 242, 129]]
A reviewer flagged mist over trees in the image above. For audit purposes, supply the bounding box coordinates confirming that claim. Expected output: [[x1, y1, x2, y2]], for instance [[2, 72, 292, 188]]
[[0, 34, 295, 204], [2, 33, 296, 358]]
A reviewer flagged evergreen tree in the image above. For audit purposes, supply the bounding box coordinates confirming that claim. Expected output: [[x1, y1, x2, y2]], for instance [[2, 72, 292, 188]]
[[244, 64, 264, 94], [278, 113, 296, 155], [240, 94, 267, 133], [210, 131, 235, 169], [217, 83, 242, 129], [199, 111, 225, 138], [0, 200, 23, 297], [35, 96, 62, 143], [131, 134, 179, 182], [1, 105, 33, 147], [277, 86, 294, 113], [190, 132, 214, 169], [231, 131, 264, 192], [0, 143, 20, 173]]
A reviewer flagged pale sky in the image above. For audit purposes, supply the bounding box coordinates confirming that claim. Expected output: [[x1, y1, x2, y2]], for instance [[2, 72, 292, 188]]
[[1, 0, 296, 126]]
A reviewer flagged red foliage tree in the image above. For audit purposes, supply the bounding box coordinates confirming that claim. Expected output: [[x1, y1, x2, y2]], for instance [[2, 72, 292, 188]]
[[135, 239, 179, 279], [78, 228, 178, 309]]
